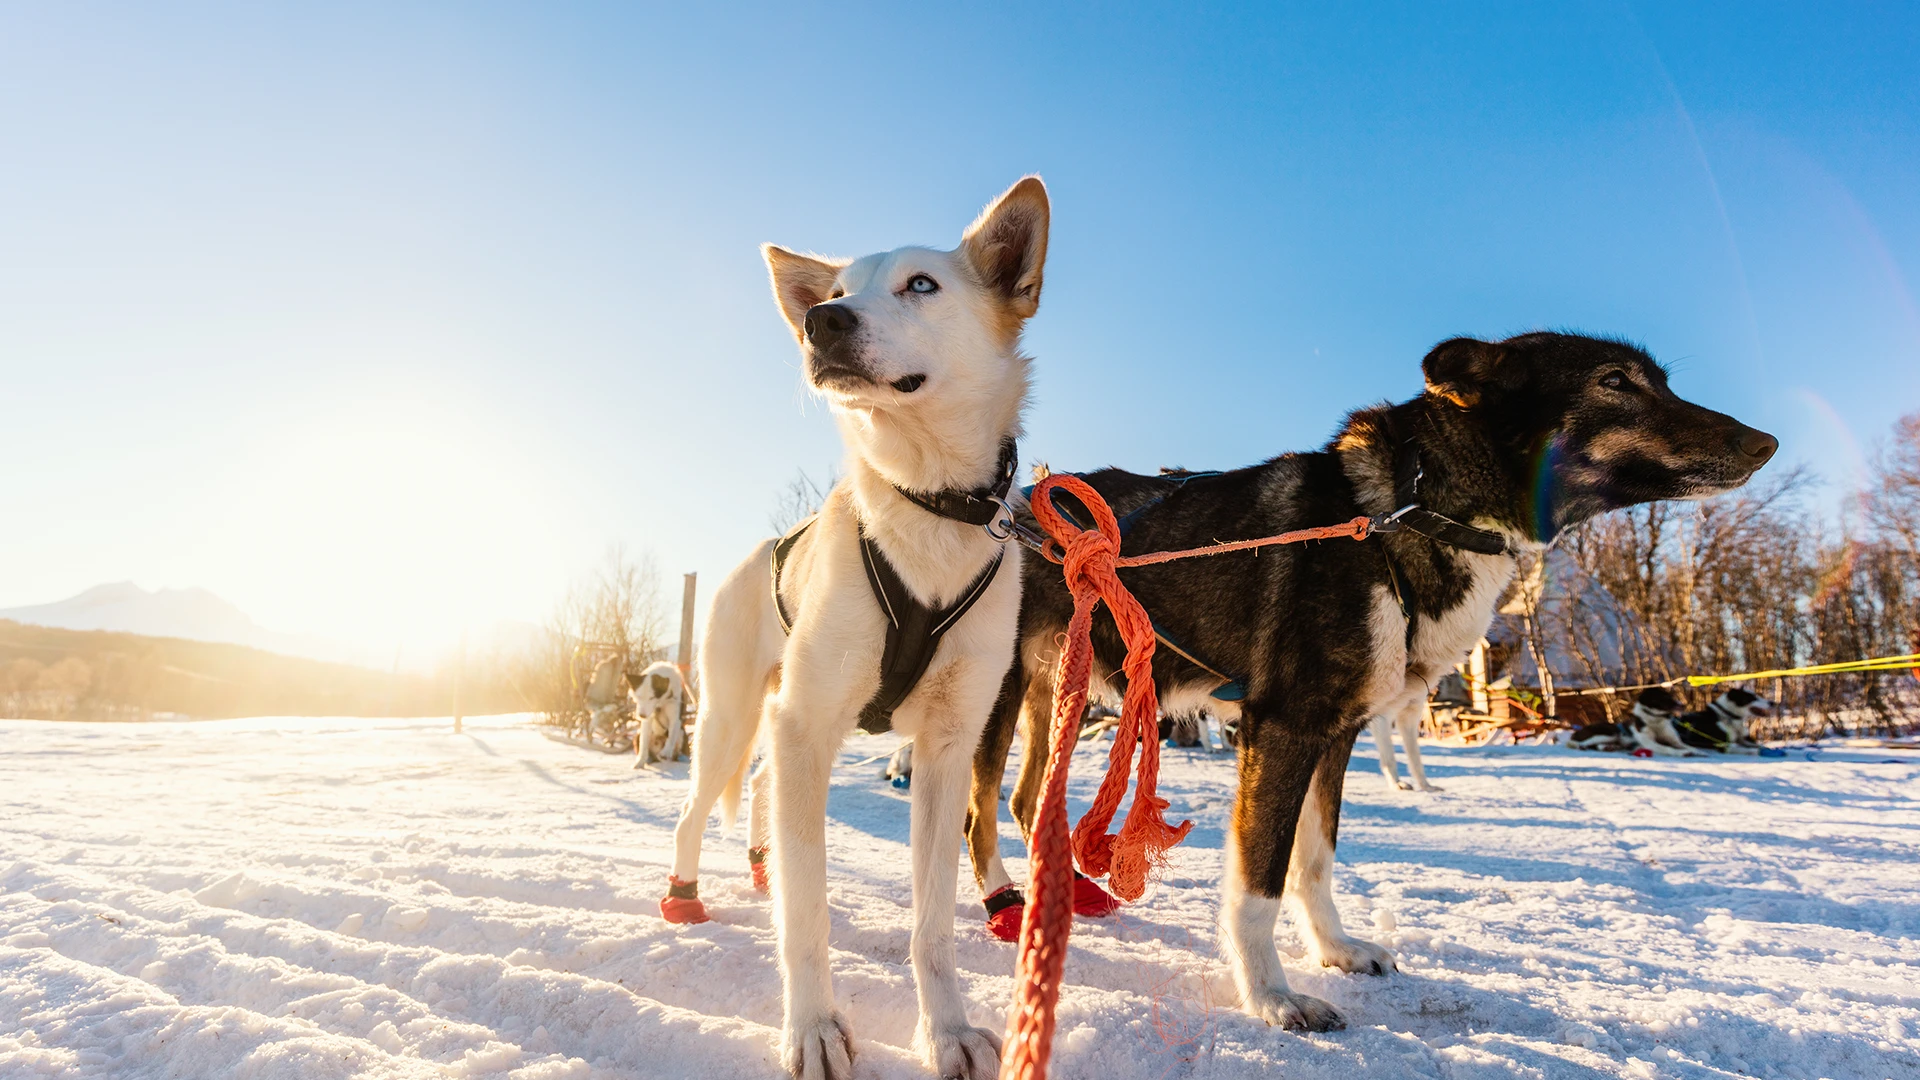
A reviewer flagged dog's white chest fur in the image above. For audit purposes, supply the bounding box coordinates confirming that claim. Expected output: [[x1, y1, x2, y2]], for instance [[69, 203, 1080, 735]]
[[1364, 549, 1516, 715]]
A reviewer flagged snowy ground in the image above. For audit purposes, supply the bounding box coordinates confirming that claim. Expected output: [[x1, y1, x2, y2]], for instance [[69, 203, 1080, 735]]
[[2, 715, 1917, 1080]]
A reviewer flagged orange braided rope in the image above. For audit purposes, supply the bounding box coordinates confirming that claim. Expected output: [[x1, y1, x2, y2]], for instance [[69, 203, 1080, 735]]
[[1002, 475, 1374, 1080]]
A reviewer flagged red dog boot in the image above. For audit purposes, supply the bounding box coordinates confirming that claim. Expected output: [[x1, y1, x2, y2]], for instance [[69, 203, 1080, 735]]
[[1072, 871, 1123, 917], [747, 846, 770, 895], [1629, 747, 1654, 759], [983, 885, 1025, 942], [660, 875, 710, 924]]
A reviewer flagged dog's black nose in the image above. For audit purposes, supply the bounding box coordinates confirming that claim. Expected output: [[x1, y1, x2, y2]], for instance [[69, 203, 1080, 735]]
[[804, 303, 858, 350], [1736, 427, 1778, 463]]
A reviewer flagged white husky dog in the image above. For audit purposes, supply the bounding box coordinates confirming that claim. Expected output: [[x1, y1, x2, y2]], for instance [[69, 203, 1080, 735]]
[[666, 177, 1048, 1080]]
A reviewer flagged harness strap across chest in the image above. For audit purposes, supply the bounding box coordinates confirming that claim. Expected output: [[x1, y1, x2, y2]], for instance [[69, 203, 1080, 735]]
[[853, 532, 1005, 733], [770, 441, 1017, 734]]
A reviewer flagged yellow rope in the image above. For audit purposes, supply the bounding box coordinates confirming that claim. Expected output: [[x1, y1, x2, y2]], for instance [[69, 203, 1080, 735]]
[[1685, 653, 1920, 687]]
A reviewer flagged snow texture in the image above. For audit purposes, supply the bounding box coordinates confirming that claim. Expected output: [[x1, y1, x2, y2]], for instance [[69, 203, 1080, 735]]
[[1, 714, 1916, 1080]]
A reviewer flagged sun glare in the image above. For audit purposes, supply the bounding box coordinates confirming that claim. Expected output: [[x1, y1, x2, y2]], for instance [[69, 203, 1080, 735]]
[[207, 397, 583, 665]]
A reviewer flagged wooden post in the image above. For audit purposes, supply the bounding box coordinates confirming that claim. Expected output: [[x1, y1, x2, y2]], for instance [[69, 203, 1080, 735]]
[[1469, 639, 1490, 714], [677, 573, 698, 728]]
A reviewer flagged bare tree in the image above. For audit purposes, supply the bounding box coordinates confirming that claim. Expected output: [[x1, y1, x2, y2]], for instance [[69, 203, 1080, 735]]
[[532, 546, 669, 735], [769, 467, 836, 535], [1868, 411, 1920, 568], [1865, 411, 1920, 667]]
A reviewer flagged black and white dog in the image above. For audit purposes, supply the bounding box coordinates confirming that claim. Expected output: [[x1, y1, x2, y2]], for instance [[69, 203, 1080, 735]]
[[1674, 688, 1771, 754], [1570, 686, 1695, 756], [962, 332, 1776, 1031]]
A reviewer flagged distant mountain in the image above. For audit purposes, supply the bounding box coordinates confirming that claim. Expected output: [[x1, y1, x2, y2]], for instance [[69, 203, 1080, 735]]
[[0, 619, 526, 721], [0, 583, 342, 662]]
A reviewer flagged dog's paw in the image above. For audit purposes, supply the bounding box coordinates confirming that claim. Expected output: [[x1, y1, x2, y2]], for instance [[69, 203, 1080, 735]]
[[1312, 934, 1397, 976], [1243, 985, 1346, 1031], [1414, 782, 1443, 793], [781, 1011, 855, 1080], [1394, 780, 1413, 791], [921, 1022, 1001, 1080]]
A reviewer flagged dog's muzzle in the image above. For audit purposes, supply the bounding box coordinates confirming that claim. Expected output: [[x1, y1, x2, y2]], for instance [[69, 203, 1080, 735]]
[[802, 302, 875, 389], [1735, 427, 1778, 466], [804, 302, 857, 350]]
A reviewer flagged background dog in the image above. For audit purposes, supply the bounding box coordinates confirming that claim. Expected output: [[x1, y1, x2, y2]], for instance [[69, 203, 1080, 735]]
[[1675, 688, 1771, 753], [1570, 686, 1694, 756], [667, 178, 1049, 1080], [632, 660, 687, 765], [964, 332, 1776, 1032]]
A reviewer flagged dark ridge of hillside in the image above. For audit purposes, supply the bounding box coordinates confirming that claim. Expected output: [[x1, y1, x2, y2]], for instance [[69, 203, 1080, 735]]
[[0, 619, 526, 720]]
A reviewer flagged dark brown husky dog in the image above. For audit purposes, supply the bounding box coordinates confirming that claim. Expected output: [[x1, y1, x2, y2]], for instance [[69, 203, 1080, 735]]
[[964, 332, 1776, 1031]]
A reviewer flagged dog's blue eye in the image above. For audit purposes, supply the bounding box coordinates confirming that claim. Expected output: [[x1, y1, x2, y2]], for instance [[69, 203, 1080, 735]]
[[907, 274, 938, 294], [1600, 372, 1628, 390]]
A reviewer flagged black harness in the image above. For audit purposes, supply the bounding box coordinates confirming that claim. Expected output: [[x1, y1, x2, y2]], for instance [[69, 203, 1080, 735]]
[[771, 441, 1018, 734]]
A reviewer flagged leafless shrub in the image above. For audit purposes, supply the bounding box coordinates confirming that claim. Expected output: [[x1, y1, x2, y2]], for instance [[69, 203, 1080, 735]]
[[527, 546, 668, 734]]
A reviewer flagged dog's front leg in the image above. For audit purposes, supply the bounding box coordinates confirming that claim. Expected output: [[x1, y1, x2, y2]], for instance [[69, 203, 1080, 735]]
[[1371, 715, 1406, 790], [909, 726, 1002, 1079], [1286, 734, 1396, 977], [1222, 721, 1345, 1032], [769, 702, 855, 1080], [1397, 701, 1439, 791]]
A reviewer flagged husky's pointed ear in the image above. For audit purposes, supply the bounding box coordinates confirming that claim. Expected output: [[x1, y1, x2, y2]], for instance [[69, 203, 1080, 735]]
[[762, 245, 850, 342], [1422, 337, 1508, 409], [961, 176, 1050, 321]]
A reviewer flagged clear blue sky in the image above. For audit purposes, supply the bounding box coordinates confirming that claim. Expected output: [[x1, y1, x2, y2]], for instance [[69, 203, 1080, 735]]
[[3, 3, 1916, 661]]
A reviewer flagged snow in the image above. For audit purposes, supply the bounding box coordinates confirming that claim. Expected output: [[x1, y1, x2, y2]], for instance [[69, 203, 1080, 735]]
[[2, 715, 1916, 1080]]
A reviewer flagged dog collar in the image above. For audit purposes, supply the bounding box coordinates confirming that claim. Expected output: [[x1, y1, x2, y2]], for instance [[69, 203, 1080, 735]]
[[887, 438, 1020, 540], [1368, 504, 1513, 556], [1376, 408, 1514, 557]]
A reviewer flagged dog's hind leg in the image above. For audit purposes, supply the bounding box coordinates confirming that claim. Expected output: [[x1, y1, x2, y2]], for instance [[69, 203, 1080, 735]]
[[966, 663, 1023, 897], [907, 716, 1002, 1079], [1222, 719, 1345, 1032], [1005, 660, 1056, 843], [668, 551, 782, 917], [1371, 714, 1406, 791], [747, 760, 772, 894], [1284, 733, 1396, 976], [670, 679, 768, 886], [1398, 700, 1438, 792]]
